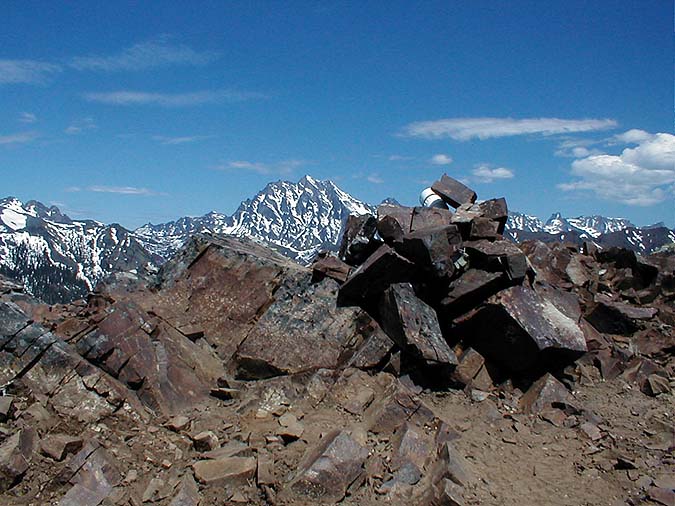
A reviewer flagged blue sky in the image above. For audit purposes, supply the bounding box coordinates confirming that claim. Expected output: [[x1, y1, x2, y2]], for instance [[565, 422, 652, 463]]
[[1, 1, 673, 228]]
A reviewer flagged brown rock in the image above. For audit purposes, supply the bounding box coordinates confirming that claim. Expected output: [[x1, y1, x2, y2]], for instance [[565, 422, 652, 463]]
[[257, 449, 275, 486], [192, 431, 219, 452], [433, 442, 474, 487], [165, 415, 191, 432], [0, 428, 35, 492], [451, 348, 485, 386], [235, 276, 374, 379], [648, 487, 675, 506], [377, 205, 414, 242], [338, 214, 381, 266], [431, 174, 477, 209], [463, 239, 529, 281], [394, 225, 462, 279], [379, 283, 457, 367], [192, 456, 257, 487], [645, 374, 671, 396], [288, 430, 368, 502], [520, 373, 575, 414], [169, 474, 200, 506], [410, 206, 454, 232], [454, 285, 587, 374], [365, 379, 435, 434], [440, 269, 504, 316], [40, 434, 83, 461], [390, 422, 431, 472], [338, 244, 416, 305], [0, 397, 14, 422], [586, 294, 657, 335], [312, 253, 352, 283]]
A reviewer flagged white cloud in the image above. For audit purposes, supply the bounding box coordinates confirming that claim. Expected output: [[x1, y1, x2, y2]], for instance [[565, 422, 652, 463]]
[[554, 139, 603, 158], [430, 154, 453, 165], [366, 174, 384, 184], [83, 89, 267, 107], [152, 135, 214, 145], [18, 112, 37, 124], [558, 132, 675, 206], [612, 129, 652, 144], [387, 155, 413, 161], [215, 159, 306, 176], [67, 185, 167, 196], [471, 165, 515, 183], [401, 117, 617, 141], [0, 132, 38, 145], [65, 117, 97, 135], [70, 36, 218, 72], [0, 59, 62, 84]]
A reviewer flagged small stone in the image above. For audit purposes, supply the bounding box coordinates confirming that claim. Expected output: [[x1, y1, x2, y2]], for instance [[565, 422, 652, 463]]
[[165, 416, 190, 432], [39, 434, 83, 462], [192, 431, 219, 452], [161, 459, 172, 469]]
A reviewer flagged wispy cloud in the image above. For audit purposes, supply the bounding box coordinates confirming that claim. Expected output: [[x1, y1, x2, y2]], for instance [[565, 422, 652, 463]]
[[387, 154, 414, 161], [69, 36, 218, 72], [65, 117, 97, 135], [430, 153, 453, 165], [559, 131, 675, 206], [400, 117, 618, 141], [470, 164, 515, 183], [366, 174, 384, 184], [152, 134, 215, 145], [66, 185, 167, 196], [214, 159, 306, 176], [0, 59, 62, 85], [0, 131, 38, 145], [83, 89, 267, 107], [18, 112, 37, 124], [554, 138, 604, 158]]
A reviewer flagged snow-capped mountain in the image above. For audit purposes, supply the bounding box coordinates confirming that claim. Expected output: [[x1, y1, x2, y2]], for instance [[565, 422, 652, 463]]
[[134, 175, 374, 264], [504, 211, 655, 247], [0, 197, 159, 303]]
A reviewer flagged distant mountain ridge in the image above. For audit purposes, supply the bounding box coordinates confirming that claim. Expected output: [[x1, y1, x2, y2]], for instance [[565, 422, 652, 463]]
[[0, 197, 159, 303], [1, 176, 672, 303]]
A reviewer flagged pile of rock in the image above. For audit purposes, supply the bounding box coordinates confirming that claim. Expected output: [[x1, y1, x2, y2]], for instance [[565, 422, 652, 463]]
[[317, 174, 589, 394]]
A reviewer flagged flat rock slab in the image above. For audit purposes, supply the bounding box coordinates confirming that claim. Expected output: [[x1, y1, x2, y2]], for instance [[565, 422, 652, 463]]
[[379, 283, 457, 367], [394, 226, 461, 279], [193, 456, 256, 487], [235, 276, 375, 379], [288, 430, 368, 502], [431, 174, 477, 209]]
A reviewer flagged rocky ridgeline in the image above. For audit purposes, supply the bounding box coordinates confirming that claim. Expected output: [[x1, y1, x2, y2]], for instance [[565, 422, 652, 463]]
[[0, 175, 672, 506]]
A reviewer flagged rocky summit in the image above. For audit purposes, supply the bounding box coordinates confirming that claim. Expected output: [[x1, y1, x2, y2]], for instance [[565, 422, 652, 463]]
[[0, 174, 673, 506]]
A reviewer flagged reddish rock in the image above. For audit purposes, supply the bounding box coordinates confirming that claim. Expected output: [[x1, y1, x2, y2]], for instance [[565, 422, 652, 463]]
[[365, 379, 435, 434], [0, 428, 35, 492], [431, 174, 477, 209], [235, 277, 376, 379], [40, 434, 83, 462], [586, 293, 657, 335], [451, 348, 486, 386], [288, 430, 368, 502], [192, 431, 219, 452], [410, 206, 454, 232], [394, 226, 462, 279], [463, 240, 529, 281], [520, 373, 575, 413], [338, 244, 416, 305], [338, 214, 381, 266], [312, 253, 352, 283], [377, 205, 414, 242], [379, 283, 457, 367], [169, 474, 200, 506], [192, 456, 257, 487], [453, 285, 587, 374], [440, 269, 504, 316]]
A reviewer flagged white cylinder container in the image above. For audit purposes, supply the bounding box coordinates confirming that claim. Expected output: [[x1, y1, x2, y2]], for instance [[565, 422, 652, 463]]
[[419, 187, 448, 209]]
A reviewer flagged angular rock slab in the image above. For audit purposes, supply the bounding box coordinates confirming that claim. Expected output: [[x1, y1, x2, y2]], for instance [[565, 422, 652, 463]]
[[586, 293, 657, 335], [454, 286, 587, 374], [338, 244, 416, 306], [287, 430, 368, 502], [394, 226, 462, 280], [379, 283, 457, 367], [338, 214, 381, 266], [520, 373, 575, 413], [431, 174, 477, 209], [0, 428, 36, 492], [192, 456, 256, 487], [235, 276, 374, 379]]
